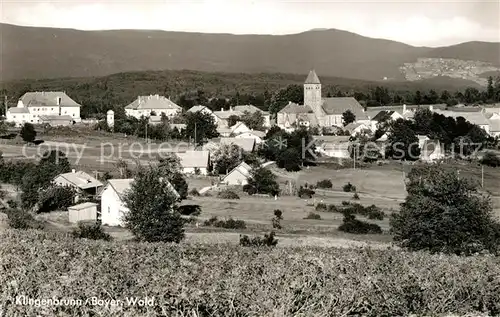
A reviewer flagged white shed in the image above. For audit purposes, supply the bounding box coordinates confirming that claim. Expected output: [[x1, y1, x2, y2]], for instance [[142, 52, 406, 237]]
[[68, 202, 98, 224], [222, 162, 252, 186]]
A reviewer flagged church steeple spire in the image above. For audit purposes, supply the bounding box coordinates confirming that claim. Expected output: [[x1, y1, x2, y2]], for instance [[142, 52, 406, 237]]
[[305, 69, 321, 84]]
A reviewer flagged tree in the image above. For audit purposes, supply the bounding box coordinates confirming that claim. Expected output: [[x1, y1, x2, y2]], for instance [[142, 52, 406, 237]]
[[210, 143, 243, 174], [386, 119, 420, 160], [20, 123, 36, 143], [115, 159, 133, 178], [391, 165, 500, 255], [486, 76, 494, 100], [245, 167, 280, 196], [240, 111, 264, 131], [342, 110, 356, 126], [157, 154, 188, 199], [269, 84, 303, 114], [37, 185, 76, 213], [185, 111, 219, 145], [227, 115, 240, 127], [123, 165, 185, 243], [277, 148, 301, 171]]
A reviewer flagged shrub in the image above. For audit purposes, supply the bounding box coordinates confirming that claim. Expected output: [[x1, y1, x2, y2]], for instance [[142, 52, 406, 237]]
[[303, 212, 321, 220], [365, 205, 385, 220], [239, 231, 278, 247], [315, 203, 327, 211], [189, 188, 200, 196], [298, 186, 315, 198], [352, 192, 360, 200], [341, 201, 350, 206], [480, 152, 500, 167], [177, 205, 202, 216], [272, 209, 283, 229], [243, 184, 257, 195], [246, 168, 280, 196], [20, 123, 36, 143], [217, 190, 240, 199], [36, 185, 76, 213], [5, 209, 44, 230], [204, 216, 246, 229], [338, 214, 382, 234], [391, 165, 500, 255], [316, 179, 333, 189], [343, 182, 356, 192], [72, 222, 112, 241], [327, 204, 339, 213]]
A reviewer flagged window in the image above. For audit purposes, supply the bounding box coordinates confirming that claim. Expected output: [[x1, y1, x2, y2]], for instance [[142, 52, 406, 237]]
[[108, 207, 110, 214], [51, 108, 54, 111]]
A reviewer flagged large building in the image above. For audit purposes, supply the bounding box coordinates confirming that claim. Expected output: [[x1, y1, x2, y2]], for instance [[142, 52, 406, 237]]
[[277, 70, 367, 129], [6, 92, 82, 127], [125, 94, 182, 119]]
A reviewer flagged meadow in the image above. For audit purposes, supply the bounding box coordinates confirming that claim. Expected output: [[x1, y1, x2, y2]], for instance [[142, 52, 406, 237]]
[[1, 229, 499, 317]]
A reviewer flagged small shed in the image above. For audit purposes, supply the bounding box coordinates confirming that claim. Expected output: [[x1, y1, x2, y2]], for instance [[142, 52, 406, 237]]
[[68, 202, 98, 224]]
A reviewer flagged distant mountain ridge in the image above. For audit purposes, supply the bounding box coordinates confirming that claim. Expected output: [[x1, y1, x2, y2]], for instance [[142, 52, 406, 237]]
[[1, 23, 499, 82]]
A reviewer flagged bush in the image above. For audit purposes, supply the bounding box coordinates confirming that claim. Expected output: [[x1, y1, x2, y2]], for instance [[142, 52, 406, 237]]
[[189, 188, 200, 196], [204, 216, 246, 229], [480, 152, 500, 167], [298, 186, 315, 198], [239, 231, 278, 247], [36, 185, 76, 213], [72, 222, 112, 241], [365, 205, 385, 220], [303, 212, 321, 220], [272, 209, 283, 229], [338, 214, 382, 234], [217, 190, 240, 199], [352, 193, 360, 200], [391, 165, 500, 255], [177, 205, 202, 216], [315, 202, 327, 211], [20, 123, 36, 143], [343, 182, 356, 192], [316, 179, 333, 189], [243, 184, 257, 195], [5, 209, 44, 230], [327, 204, 339, 213]]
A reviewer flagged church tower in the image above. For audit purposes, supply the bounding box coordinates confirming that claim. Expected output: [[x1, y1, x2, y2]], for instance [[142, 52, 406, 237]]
[[304, 70, 323, 123]]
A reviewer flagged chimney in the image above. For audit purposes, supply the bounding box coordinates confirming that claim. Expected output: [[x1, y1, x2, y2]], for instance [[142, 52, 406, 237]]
[[72, 169, 76, 173], [403, 104, 407, 113], [429, 105, 434, 111], [230, 106, 233, 112], [221, 108, 224, 112], [56, 97, 61, 106]]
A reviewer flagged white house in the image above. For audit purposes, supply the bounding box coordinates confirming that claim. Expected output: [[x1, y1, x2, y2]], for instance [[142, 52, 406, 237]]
[[6, 91, 82, 127], [344, 122, 373, 136], [125, 94, 182, 119], [231, 122, 251, 135], [222, 162, 252, 185], [312, 136, 351, 158], [176, 151, 210, 175], [220, 137, 256, 152], [187, 105, 219, 124], [420, 139, 445, 162], [53, 170, 103, 202], [232, 105, 272, 128], [234, 130, 266, 144], [369, 110, 404, 130], [101, 178, 179, 226]]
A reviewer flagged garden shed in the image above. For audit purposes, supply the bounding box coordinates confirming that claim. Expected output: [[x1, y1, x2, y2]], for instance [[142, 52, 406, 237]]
[[68, 202, 98, 224]]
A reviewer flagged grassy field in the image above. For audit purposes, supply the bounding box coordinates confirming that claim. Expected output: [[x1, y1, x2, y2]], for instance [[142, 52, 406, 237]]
[[1, 229, 499, 317]]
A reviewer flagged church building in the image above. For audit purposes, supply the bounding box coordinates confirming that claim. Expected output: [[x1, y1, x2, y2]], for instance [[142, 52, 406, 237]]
[[277, 70, 368, 129]]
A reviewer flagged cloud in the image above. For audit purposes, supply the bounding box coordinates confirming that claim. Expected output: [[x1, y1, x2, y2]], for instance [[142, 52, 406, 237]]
[[1, 0, 498, 46]]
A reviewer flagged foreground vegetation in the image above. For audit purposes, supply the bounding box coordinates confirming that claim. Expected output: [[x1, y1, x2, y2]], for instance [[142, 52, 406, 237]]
[[1, 229, 500, 316]]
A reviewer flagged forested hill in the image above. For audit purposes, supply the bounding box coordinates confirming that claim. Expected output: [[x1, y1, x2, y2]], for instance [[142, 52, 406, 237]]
[[1, 23, 499, 82]]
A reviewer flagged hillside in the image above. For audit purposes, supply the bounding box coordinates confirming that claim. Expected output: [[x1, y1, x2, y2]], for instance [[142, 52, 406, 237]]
[[1, 23, 499, 82]]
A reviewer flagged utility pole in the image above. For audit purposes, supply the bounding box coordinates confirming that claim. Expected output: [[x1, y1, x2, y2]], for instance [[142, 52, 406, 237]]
[[481, 165, 484, 188], [194, 122, 197, 147], [145, 122, 148, 144]]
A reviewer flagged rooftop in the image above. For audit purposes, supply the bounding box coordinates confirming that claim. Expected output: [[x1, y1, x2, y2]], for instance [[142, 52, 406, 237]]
[[20, 91, 81, 108], [125, 95, 181, 110], [176, 150, 210, 168], [55, 171, 103, 190], [321, 97, 367, 119], [305, 70, 321, 84]]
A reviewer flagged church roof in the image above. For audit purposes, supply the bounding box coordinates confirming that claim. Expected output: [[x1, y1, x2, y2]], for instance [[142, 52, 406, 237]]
[[278, 102, 313, 114], [321, 97, 368, 119], [305, 70, 321, 84]]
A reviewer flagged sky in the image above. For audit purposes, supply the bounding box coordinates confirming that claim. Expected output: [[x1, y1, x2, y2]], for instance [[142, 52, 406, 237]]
[[1, 0, 499, 47]]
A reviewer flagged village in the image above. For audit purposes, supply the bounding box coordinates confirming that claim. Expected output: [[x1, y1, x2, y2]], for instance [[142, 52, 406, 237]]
[[1, 70, 500, 243]]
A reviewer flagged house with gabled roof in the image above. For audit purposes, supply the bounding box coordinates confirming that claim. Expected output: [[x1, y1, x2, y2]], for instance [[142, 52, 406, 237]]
[[176, 150, 211, 175], [53, 169, 103, 202], [6, 91, 82, 127], [222, 162, 253, 186], [100, 178, 179, 226], [420, 139, 445, 163], [125, 94, 181, 119], [277, 70, 367, 129], [234, 130, 266, 144]]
